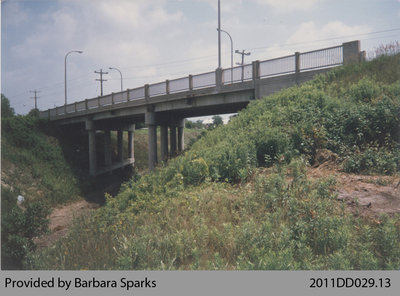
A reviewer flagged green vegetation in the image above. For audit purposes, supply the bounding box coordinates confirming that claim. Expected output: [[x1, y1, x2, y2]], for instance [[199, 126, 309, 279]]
[[28, 53, 400, 270], [1, 96, 85, 269]]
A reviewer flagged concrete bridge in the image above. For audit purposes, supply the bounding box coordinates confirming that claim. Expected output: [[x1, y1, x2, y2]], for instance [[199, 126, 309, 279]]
[[40, 41, 363, 175]]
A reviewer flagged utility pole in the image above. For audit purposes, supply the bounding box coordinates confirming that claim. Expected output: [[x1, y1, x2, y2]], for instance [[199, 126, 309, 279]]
[[235, 50, 251, 81], [30, 90, 40, 110], [94, 69, 108, 96]]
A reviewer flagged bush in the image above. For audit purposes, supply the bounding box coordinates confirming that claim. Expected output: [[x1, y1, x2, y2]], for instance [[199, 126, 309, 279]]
[[1, 188, 50, 269]]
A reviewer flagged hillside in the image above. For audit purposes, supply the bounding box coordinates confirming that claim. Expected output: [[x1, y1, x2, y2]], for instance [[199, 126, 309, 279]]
[[20, 54, 400, 269], [0, 106, 203, 269]]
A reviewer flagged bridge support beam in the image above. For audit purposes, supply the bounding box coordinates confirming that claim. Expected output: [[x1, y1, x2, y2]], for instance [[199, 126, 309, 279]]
[[177, 119, 185, 152], [160, 125, 169, 162], [117, 130, 123, 162], [104, 129, 112, 167], [146, 111, 158, 170], [86, 119, 97, 176], [170, 125, 177, 157], [128, 124, 135, 159]]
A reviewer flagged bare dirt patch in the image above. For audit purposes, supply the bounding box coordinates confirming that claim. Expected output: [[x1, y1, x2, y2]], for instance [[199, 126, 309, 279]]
[[34, 200, 99, 248], [308, 159, 400, 219], [34, 179, 123, 248]]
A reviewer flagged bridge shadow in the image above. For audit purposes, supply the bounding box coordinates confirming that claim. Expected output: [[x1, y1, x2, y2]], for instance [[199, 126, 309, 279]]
[[54, 124, 136, 205]]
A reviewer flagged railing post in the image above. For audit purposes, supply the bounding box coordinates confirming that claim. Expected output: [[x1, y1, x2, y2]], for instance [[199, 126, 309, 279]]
[[215, 68, 224, 92], [126, 89, 130, 102], [85, 99, 88, 110], [144, 84, 150, 102], [74, 102, 77, 112], [112, 92, 115, 105], [295, 52, 300, 85], [252, 60, 260, 99], [97, 96, 100, 107], [166, 80, 170, 95], [343, 40, 360, 65], [189, 75, 193, 91]]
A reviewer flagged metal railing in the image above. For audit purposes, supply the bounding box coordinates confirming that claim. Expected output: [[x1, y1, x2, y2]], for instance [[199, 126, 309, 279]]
[[300, 45, 343, 71], [41, 43, 347, 119], [259, 54, 296, 77]]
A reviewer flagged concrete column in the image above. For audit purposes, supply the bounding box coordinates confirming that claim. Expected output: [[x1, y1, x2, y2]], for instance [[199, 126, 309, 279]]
[[117, 130, 123, 162], [86, 119, 97, 176], [104, 129, 112, 166], [178, 119, 185, 152], [128, 124, 135, 159], [295, 52, 300, 85], [160, 125, 169, 162], [146, 111, 158, 170], [170, 125, 177, 157], [215, 67, 224, 91], [252, 60, 260, 99], [343, 41, 360, 65]]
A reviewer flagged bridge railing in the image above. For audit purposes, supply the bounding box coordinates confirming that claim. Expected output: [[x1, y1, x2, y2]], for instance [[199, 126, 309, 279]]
[[223, 64, 253, 84], [129, 86, 145, 100], [192, 71, 216, 89], [259, 54, 296, 78], [300, 45, 343, 71], [40, 42, 359, 119]]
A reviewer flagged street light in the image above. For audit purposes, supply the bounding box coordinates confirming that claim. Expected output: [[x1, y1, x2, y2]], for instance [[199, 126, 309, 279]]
[[217, 28, 233, 83], [109, 67, 123, 91], [64, 50, 83, 105]]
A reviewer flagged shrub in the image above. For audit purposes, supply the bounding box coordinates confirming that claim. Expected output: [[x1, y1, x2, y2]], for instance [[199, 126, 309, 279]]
[[1, 188, 50, 269]]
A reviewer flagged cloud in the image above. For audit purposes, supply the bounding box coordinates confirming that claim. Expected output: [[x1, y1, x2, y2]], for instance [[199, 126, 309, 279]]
[[1, 0, 29, 27], [198, 0, 244, 13], [286, 21, 370, 46], [254, 0, 321, 12]]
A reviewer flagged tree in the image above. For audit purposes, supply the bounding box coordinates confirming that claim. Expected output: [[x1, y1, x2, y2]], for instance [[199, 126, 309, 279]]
[[1, 94, 15, 118], [212, 115, 223, 127], [185, 119, 204, 129]]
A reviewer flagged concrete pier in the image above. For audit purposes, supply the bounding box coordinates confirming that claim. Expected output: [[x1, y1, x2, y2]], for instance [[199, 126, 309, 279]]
[[146, 111, 158, 170], [104, 129, 112, 166], [86, 119, 97, 176], [160, 125, 169, 162]]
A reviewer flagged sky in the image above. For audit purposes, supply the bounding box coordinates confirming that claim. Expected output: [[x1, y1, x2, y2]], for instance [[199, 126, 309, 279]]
[[1, 0, 400, 118]]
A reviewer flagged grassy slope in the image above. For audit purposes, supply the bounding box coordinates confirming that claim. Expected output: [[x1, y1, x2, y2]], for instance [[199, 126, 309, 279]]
[[1, 115, 82, 206], [31, 54, 400, 270]]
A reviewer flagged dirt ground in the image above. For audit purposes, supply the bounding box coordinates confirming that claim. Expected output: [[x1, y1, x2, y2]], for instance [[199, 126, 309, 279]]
[[308, 159, 400, 219], [34, 180, 121, 248], [36, 159, 400, 248]]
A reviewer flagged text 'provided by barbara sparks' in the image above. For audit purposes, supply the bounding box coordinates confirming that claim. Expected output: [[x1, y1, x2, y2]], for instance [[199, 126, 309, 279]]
[[4, 276, 157, 292]]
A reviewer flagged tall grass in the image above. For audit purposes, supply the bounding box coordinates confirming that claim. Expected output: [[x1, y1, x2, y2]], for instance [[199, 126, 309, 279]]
[[29, 53, 400, 270]]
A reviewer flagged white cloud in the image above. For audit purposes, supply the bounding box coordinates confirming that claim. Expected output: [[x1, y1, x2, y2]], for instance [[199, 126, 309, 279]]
[[286, 21, 370, 47], [255, 0, 321, 12], [198, 0, 244, 13], [1, 0, 29, 27]]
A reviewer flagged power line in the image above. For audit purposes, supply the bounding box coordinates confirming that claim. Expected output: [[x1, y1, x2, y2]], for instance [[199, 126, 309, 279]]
[[94, 69, 108, 96]]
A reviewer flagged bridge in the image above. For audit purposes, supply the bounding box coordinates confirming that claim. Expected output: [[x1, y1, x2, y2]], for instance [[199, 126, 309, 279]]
[[40, 41, 363, 175]]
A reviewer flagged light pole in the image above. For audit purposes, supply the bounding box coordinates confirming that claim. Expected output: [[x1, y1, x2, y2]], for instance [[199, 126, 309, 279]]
[[217, 28, 233, 82], [218, 0, 221, 69], [109, 67, 123, 91], [64, 50, 83, 105], [235, 49, 251, 81]]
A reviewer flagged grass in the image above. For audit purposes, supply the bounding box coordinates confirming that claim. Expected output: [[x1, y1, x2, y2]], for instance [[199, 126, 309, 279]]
[[28, 53, 400, 270]]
